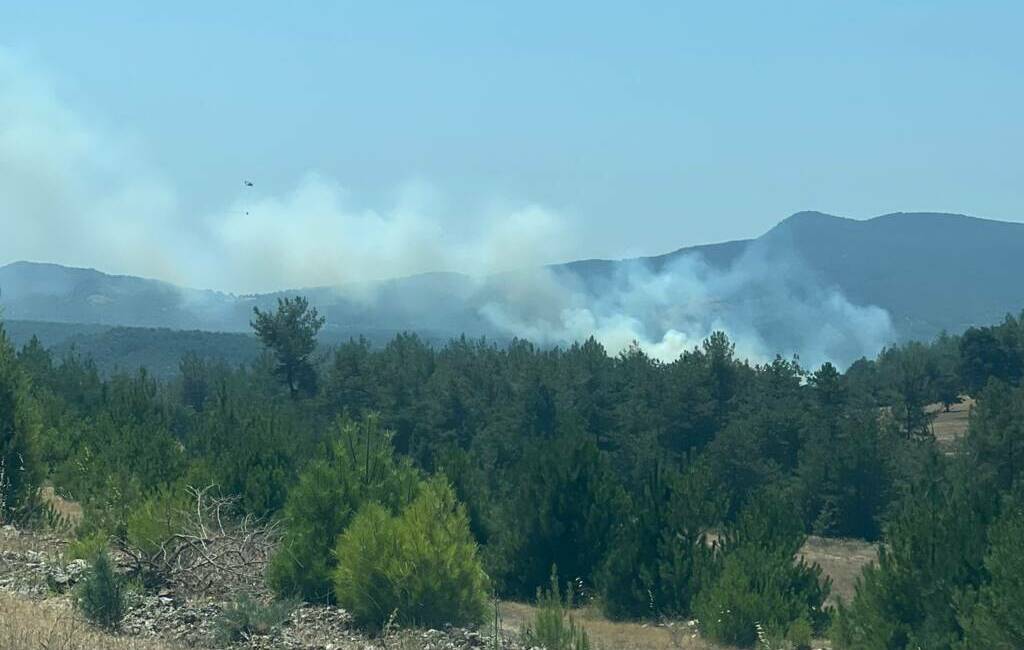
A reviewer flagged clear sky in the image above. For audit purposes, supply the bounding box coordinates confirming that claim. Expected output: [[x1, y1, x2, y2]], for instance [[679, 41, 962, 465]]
[[2, 1, 1023, 290]]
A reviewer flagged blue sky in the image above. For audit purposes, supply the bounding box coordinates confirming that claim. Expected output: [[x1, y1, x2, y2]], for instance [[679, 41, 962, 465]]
[[2, 1, 1022, 289]]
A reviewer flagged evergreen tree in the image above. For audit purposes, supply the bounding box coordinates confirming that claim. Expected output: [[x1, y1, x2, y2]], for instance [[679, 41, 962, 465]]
[[76, 550, 126, 630], [959, 318, 1024, 394], [251, 296, 325, 399], [268, 414, 420, 602], [492, 432, 626, 599], [958, 484, 1024, 649], [879, 342, 936, 439], [0, 324, 42, 522], [320, 337, 377, 419], [333, 478, 489, 630], [963, 380, 1024, 494], [832, 456, 990, 649], [694, 488, 831, 647]]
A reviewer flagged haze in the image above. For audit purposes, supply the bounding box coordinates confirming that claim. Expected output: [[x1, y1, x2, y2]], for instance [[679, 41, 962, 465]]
[[3, 1, 1023, 293]]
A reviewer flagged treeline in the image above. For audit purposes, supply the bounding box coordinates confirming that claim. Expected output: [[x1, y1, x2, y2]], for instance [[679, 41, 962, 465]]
[[2, 303, 1023, 648]]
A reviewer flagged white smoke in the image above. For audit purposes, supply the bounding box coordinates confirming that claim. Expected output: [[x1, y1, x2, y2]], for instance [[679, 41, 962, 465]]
[[210, 175, 568, 295], [0, 47, 895, 367], [0, 49, 569, 295], [479, 245, 895, 368]]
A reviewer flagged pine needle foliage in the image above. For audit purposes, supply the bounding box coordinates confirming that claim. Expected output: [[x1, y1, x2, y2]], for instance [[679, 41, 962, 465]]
[[333, 478, 489, 631], [76, 550, 126, 630], [521, 568, 592, 650]]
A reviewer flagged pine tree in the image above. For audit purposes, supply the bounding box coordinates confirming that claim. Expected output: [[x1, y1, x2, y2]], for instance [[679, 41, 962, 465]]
[[251, 296, 325, 399], [832, 456, 989, 649], [333, 478, 489, 630], [0, 324, 42, 522], [694, 488, 831, 647], [268, 415, 420, 602], [492, 432, 626, 599], [76, 550, 125, 629], [958, 485, 1024, 649]]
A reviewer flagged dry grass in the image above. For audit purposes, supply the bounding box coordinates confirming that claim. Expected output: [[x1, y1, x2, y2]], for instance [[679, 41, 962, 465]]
[[0, 592, 178, 650], [799, 536, 877, 607], [494, 536, 878, 649], [0, 522, 65, 564], [927, 396, 974, 449], [498, 601, 723, 650], [41, 485, 85, 527]]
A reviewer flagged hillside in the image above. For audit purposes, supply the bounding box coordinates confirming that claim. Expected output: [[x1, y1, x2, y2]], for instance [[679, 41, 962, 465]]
[[3, 211, 1024, 356]]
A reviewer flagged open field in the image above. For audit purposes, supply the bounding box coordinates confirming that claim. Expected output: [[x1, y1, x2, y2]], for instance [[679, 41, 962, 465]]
[[928, 396, 975, 449], [799, 536, 877, 607], [496, 536, 877, 649], [499, 601, 720, 650]]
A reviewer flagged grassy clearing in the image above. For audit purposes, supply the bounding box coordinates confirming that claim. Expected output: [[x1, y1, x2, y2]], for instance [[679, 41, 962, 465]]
[[497, 536, 878, 649], [0, 593, 178, 650], [499, 601, 720, 649], [799, 536, 877, 607], [928, 396, 974, 449]]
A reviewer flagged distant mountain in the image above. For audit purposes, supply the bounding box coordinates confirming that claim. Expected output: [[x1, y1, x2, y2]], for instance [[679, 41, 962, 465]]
[[674, 211, 1024, 341], [3, 212, 1024, 355]]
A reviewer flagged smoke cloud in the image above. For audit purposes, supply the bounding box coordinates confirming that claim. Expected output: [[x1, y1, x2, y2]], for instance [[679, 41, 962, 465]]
[[0, 49, 569, 295], [0, 48, 895, 367], [480, 245, 895, 368]]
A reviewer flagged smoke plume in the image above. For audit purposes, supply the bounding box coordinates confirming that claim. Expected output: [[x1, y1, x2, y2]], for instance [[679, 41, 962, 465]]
[[0, 48, 895, 368]]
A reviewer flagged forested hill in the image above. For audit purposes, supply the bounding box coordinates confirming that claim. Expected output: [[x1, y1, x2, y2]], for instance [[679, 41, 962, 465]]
[[3, 211, 1024, 346]]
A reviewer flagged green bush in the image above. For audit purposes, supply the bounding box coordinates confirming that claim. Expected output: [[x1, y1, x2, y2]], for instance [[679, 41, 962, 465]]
[[268, 415, 420, 602], [333, 478, 489, 630], [125, 485, 189, 557], [66, 531, 109, 562], [696, 550, 824, 647], [694, 490, 831, 648], [216, 593, 297, 643], [521, 568, 592, 650], [76, 550, 126, 630]]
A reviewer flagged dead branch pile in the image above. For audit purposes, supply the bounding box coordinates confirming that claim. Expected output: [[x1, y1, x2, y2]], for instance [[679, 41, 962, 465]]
[[118, 486, 279, 596]]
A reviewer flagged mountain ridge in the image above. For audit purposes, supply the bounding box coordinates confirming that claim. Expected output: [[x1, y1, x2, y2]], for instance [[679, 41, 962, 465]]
[[3, 211, 1024, 348]]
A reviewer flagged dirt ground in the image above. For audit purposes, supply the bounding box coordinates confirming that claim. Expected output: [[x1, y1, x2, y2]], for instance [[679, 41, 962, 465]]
[[799, 536, 877, 607], [928, 396, 974, 449], [498, 600, 719, 650]]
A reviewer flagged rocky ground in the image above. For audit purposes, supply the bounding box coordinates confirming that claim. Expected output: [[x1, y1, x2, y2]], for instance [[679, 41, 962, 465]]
[[0, 525, 525, 650]]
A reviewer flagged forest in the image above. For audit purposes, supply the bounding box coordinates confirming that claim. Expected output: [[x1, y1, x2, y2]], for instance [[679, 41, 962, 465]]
[[2, 297, 1024, 649]]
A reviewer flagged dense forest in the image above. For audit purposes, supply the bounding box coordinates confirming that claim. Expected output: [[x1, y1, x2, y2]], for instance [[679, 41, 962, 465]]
[[2, 298, 1024, 648]]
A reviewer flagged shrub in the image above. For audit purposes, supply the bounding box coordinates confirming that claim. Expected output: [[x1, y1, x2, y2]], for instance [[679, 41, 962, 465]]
[[694, 490, 831, 648], [268, 415, 420, 602], [76, 550, 125, 630], [216, 594, 297, 643], [66, 531, 109, 562], [755, 618, 812, 650], [124, 486, 189, 558], [333, 479, 489, 630], [521, 568, 592, 650]]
